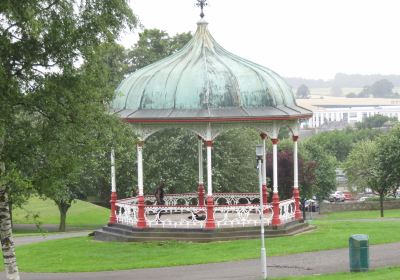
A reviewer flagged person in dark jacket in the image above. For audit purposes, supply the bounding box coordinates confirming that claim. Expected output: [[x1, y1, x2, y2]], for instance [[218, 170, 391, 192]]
[[154, 180, 166, 222]]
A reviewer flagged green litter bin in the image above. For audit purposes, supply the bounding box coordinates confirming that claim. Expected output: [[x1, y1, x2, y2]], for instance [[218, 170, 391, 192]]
[[349, 234, 369, 272]]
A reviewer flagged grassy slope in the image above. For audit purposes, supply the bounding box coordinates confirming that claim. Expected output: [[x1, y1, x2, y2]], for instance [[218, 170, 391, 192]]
[[14, 220, 400, 272], [278, 266, 400, 280], [321, 209, 400, 220], [13, 197, 109, 227]]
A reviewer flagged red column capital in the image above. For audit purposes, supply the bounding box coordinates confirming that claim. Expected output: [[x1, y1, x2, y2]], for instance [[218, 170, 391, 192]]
[[137, 141, 144, 147], [205, 140, 213, 147], [271, 138, 279, 145], [260, 133, 267, 140], [292, 135, 299, 142]]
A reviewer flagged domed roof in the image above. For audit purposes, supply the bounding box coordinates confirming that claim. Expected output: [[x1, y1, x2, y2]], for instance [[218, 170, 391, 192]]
[[112, 20, 312, 121]]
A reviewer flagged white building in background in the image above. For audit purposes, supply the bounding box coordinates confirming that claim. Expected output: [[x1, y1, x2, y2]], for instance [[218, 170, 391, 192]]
[[297, 97, 400, 128]]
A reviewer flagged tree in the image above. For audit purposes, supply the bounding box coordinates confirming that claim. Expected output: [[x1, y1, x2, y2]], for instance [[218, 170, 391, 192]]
[[355, 114, 397, 129], [301, 143, 337, 200], [344, 140, 387, 217], [83, 120, 137, 206], [0, 1, 136, 277], [265, 150, 315, 200], [357, 79, 397, 98], [357, 85, 371, 98], [213, 129, 261, 193], [369, 79, 396, 98], [345, 125, 400, 218], [30, 42, 138, 231], [127, 29, 192, 72], [346, 92, 358, 98], [143, 129, 198, 195], [375, 125, 400, 214], [303, 128, 382, 162], [296, 84, 310, 99], [143, 128, 262, 195]]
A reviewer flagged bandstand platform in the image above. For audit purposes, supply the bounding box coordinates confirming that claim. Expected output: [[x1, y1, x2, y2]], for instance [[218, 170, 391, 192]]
[[94, 193, 313, 242]]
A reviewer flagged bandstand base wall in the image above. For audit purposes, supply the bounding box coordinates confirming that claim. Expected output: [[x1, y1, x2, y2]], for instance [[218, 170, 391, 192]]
[[94, 220, 313, 243]]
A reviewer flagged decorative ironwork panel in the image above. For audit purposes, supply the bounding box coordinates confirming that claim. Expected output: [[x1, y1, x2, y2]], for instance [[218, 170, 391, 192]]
[[144, 205, 207, 228], [214, 204, 273, 227], [279, 198, 296, 222], [115, 202, 138, 225]]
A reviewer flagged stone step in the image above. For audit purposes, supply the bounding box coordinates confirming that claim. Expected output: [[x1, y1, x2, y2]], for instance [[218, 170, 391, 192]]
[[94, 221, 313, 242], [101, 226, 258, 238], [95, 229, 272, 242]]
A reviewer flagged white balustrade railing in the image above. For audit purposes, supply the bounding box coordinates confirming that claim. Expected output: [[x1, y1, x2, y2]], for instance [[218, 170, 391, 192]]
[[115, 195, 294, 229], [122, 192, 260, 206], [116, 201, 138, 225], [214, 204, 273, 227], [144, 205, 206, 228], [213, 193, 260, 205], [279, 198, 296, 222]]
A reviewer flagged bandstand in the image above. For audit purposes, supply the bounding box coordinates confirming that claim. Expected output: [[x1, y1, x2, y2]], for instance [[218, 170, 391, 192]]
[[95, 5, 313, 242]]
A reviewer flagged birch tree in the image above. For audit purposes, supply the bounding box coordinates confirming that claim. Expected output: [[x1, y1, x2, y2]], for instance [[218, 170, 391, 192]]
[[0, 1, 136, 277]]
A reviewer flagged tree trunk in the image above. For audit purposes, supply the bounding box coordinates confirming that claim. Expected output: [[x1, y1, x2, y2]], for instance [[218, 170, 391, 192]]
[[57, 201, 71, 232], [0, 134, 20, 280], [379, 193, 384, 218], [8, 200, 13, 228]]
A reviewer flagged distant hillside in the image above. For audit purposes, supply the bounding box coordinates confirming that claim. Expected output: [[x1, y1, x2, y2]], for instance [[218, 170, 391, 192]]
[[286, 73, 400, 88]]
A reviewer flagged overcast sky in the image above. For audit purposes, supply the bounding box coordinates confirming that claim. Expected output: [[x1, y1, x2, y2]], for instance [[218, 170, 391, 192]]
[[120, 0, 400, 80]]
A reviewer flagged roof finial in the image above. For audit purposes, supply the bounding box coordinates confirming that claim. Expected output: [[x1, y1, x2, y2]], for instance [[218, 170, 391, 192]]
[[196, 0, 208, 19]]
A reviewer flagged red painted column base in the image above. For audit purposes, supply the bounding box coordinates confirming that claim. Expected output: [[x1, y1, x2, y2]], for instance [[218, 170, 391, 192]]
[[293, 187, 302, 220], [137, 195, 147, 228], [205, 196, 215, 229], [109, 192, 117, 224], [198, 183, 205, 207], [272, 192, 281, 226], [262, 184, 268, 214]]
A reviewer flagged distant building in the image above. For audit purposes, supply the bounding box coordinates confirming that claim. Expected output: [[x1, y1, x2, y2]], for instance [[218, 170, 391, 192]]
[[297, 97, 400, 129]]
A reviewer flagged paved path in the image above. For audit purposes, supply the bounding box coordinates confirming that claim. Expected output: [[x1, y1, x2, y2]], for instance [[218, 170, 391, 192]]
[[3, 242, 399, 280], [13, 231, 92, 246]]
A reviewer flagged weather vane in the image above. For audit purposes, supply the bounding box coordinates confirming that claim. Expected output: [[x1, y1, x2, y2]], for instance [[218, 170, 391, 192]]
[[196, 0, 208, 19]]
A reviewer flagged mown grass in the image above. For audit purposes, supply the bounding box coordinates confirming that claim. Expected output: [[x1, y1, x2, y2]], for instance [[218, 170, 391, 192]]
[[13, 196, 109, 229], [320, 209, 400, 220], [277, 266, 400, 280], [13, 220, 400, 272]]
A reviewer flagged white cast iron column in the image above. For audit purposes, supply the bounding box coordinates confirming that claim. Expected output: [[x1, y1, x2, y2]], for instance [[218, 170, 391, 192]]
[[271, 138, 281, 226], [205, 139, 215, 229], [136, 141, 147, 228], [109, 148, 117, 224], [293, 135, 302, 220], [260, 133, 268, 208], [198, 137, 205, 206]]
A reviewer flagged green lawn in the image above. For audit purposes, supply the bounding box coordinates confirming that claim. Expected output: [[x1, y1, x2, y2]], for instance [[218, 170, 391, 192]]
[[13, 197, 109, 229], [320, 209, 400, 220], [277, 266, 400, 280], [13, 220, 400, 272]]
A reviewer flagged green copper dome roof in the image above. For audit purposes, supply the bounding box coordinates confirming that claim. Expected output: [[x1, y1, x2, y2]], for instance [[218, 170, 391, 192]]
[[112, 20, 312, 120]]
